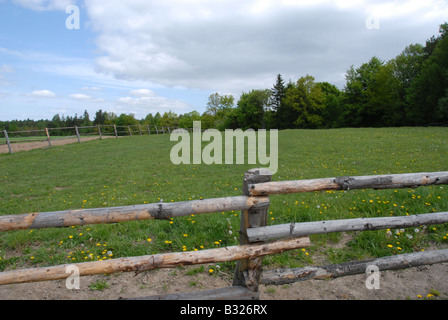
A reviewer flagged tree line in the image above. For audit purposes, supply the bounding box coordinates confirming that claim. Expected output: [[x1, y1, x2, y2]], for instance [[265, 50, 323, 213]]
[[2, 22, 447, 133]]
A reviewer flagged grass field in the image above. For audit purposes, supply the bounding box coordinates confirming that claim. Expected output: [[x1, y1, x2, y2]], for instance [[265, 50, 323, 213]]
[[0, 127, 447, 274]]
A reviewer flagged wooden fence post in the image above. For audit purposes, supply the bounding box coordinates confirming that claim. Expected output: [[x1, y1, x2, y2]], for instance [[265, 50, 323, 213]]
[[113, 124, 118, 138], [146, 124, 151, 135], [128, 126, 132, 136], [45, 128, 51, 147], [233, 168, 272, 291], [97, 125, 102, 139], [3, 130, 12, 154], [74, 126, 81, 143], [155, 126, 159, 135]]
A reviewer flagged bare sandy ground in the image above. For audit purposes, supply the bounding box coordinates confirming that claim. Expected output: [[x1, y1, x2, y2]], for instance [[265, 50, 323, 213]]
[[0, 136, 114, 154], [0, 261, 447, 301]]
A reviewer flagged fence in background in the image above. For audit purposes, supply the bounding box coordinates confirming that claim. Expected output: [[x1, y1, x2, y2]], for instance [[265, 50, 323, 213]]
[[1, 124, 180, 154], [0, 170, 447, 300]]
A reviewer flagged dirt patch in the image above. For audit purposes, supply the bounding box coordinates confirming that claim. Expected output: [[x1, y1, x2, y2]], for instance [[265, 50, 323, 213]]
[[1, 261, 447, 300], [0, 136, 115, 154]]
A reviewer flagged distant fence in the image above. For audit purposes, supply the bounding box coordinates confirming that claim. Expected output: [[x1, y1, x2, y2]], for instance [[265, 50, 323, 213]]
[[0, 170, 447, 300], [1, 124, 181, 154]]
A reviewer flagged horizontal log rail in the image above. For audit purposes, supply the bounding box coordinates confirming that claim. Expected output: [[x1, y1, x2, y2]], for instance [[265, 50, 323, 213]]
[[0, 195, 269, 232], [260, 249, 448, 285], [247, 211, 448, 243], [0, 236, 310, 286], [248, 172, 448, 196]]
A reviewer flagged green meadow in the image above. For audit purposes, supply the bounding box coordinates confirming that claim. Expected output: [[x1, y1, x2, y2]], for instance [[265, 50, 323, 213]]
[[0, 127, 447, 273]]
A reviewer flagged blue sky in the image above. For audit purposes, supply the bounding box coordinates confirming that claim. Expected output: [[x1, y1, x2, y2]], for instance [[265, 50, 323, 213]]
[[1, 0, 447, 121]]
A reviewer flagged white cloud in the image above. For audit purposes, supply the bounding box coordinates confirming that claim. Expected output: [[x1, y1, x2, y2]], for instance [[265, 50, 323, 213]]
[[0, 64, 14, 73], [85, 0, 448, 95], [69, 93, 91, 100], [80, 86, 102, 91], [115, 89, 192, 117], [12, 0, 75, 11], [129, 89, 156, 97], [28, 89, 56, 98], [68, 93, 105, 104], [0, 64, 15, 85]]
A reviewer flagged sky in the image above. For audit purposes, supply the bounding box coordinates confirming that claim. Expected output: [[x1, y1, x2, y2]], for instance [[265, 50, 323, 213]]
[[0, 0, 447, 121]]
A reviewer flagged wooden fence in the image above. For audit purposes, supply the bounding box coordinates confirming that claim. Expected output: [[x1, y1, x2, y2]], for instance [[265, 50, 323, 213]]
[[0, 170, 447, 300], [1, 124, 180, 154]]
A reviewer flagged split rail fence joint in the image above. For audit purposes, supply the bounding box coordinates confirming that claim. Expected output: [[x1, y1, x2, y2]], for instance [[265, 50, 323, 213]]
[[0, 169, 447, 300]]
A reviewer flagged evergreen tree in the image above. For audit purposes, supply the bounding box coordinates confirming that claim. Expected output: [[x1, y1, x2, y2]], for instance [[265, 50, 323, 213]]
[[270, 74, 286, 128]]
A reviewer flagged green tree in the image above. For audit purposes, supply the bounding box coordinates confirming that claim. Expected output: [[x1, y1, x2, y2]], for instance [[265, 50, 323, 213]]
[[200, 112, 215, 130], [340, 57, 384, 127], [406, 24, 448, 124], [391, 44, 425, 93], [159, 111, 178, 127], [236, 89, 271, 130], [318, 82, 342, 128], [205, 93, 235, 128], [153, 112, 161, 126], [366, 61, 404, 127], [178, 111, 201, 128], [94, 109, 107, 125], [104, 112, 117, 125], [270, 74, 286, 128], [144, 113, 154, 125], [283, 75, 326, 129], [116, 113, 138, 127], [82, 110, 92, 127], [50, 114, 63, 128]]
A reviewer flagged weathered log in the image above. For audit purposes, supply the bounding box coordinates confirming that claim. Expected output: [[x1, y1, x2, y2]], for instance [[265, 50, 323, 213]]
[[247, 211, 448, 242], [260, 249, 448, 285], [248, 171, 448, 196], [3, 130, 12, 154], [0, 236, 310, 285], [0, 195, 269, 232], [124, 286, 259, 300]]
